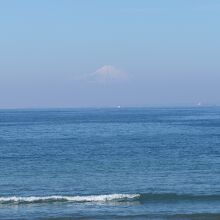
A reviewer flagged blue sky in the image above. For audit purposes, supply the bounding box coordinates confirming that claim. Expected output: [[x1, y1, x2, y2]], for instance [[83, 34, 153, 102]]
[[0, 0, 220, 108]]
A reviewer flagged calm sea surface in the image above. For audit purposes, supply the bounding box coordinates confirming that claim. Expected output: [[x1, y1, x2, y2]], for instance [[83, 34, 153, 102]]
[[0, 107, 220, 220]]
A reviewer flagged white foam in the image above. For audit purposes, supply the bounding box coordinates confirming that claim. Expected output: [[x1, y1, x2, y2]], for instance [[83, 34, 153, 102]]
[[0, 194, 140, 204]]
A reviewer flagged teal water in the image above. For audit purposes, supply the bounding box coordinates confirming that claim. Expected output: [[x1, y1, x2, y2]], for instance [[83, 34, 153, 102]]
[[0, 107, 220, 219]]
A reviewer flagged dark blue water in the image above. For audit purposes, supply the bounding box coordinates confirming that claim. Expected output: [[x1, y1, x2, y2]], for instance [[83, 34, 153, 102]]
[[0, 107, 220, 220]]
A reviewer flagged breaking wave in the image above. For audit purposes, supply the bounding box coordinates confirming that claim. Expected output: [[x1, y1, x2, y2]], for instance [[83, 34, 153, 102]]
[[0, 194, 140, 204]]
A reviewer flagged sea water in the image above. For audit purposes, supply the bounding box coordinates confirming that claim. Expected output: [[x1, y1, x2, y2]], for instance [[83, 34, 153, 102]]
[[0, 107, 220, 219]]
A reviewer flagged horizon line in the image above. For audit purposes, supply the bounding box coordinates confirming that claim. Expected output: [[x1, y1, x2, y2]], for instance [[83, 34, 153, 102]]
[[0, 104, 219, 110]]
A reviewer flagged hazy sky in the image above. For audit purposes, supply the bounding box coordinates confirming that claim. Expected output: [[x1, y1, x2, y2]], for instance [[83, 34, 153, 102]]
[[0, 0, 220, 108]]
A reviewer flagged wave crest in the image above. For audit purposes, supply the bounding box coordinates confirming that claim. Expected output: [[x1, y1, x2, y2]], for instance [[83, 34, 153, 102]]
[[0, 194, 140, 204]]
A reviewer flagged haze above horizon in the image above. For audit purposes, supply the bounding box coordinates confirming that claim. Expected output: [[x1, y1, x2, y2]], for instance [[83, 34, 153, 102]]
[[0, 0, 220, 108]]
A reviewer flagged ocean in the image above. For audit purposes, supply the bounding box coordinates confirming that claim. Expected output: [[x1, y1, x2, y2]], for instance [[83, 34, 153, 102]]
[[0, 107, 220, 220]]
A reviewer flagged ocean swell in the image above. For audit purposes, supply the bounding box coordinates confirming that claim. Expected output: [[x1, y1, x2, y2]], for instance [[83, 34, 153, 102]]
[[1, 193, 220, 205]]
